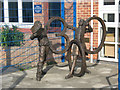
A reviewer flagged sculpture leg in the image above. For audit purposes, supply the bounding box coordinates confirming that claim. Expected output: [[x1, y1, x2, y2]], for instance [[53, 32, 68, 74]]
[[66, 40, 87, 78], [67, 48, 72, 71], [36, 62, 43, 81], [65, 44, 77, 79], [65, 55, 77, 79], [36, 46, 46, 81]]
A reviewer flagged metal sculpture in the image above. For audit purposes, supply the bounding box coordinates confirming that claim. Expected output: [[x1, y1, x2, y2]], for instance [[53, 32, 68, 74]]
[[30, 21, 50, 81], [30, 16, 106, 81]]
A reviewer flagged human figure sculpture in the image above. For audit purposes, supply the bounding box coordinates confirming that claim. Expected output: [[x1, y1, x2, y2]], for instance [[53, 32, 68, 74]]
[[30, 21, 50, 81], [30, 16, 106, 81]]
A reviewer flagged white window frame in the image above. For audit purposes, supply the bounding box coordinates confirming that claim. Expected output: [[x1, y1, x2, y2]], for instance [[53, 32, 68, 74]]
[[0, 0, 34, 28], [99, 0, 119, 62]]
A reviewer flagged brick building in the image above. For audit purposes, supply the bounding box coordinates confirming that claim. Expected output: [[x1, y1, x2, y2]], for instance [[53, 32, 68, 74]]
[[0, 0, 119, 68]]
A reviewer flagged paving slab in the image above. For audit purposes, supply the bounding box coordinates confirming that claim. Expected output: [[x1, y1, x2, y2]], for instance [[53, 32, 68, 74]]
[[1, 61, 118, 89]]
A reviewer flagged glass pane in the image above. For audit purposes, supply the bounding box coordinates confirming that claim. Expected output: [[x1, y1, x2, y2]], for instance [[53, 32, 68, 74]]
[[105, 27, 115, 42], [108, 14, 114, 22], [104, 44, 115, 58], [0, 1, 4, 22], [8, 2, 18, 22], [118, 45, 120, 59], [49, 2, 61, 27], [2, 2, 4, 22], [22, 2, 33, 23], [119, 14, 120, 22], [118, 28, 120, 43], [104, 0, 115, 5]]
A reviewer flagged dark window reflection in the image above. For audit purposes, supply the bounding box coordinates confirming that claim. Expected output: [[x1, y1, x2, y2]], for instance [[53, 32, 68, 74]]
[[8, 2, 18, 22], [49, 2, 61, 27], [0, 2, 4, 22], [22, 2, 33, 23], [104, 0, 115, 5], [108, 14, 114, 22]]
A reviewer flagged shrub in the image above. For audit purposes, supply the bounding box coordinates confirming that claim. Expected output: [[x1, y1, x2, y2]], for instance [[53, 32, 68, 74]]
[[0, 25, 24, 46]]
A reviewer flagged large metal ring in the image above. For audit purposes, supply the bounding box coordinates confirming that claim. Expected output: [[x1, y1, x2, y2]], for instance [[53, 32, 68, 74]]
[[81, 16, 106, 54], [45, 17, 68, 33], [67, 39, 86, 77], [45, 17, 70, 54]]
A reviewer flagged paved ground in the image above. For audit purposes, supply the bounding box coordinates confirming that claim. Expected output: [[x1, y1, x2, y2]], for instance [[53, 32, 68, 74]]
[[1, 61, 118, 89]]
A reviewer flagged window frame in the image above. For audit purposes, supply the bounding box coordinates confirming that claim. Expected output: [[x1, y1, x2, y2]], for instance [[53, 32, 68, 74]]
[[0, 0, 34, 28], [99, 0, 119, 62]]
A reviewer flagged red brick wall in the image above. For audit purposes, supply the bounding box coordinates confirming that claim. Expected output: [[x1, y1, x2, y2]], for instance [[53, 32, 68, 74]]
[[65, 2, 73, 25], [34, 2, 45, 26]]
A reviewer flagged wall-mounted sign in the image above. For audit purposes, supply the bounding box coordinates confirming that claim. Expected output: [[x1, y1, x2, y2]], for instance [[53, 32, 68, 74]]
[[34, 5, 42, 13]]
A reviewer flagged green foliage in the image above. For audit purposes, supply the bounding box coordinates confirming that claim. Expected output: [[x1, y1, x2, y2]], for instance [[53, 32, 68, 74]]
[[0, 25, 24, 47]]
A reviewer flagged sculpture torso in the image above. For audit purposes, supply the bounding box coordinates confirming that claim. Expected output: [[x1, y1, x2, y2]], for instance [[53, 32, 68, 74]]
[[37, 28, 49, 46]]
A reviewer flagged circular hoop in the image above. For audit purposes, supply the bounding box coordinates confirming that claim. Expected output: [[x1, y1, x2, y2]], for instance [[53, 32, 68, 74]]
[[45, 17, 68, 33], [67, 39, 86, 77], [45, 17, 70, 54], [81, 16, 106, 54]]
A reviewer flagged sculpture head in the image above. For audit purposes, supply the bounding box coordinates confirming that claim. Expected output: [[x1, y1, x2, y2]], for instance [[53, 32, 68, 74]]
[[30, 21, 42, 40]]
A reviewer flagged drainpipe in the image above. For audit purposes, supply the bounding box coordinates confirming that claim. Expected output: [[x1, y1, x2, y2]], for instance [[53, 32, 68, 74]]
[[73, 0, 76, 39], [90, 0, 93, 63], [61, 0, 65, 62]]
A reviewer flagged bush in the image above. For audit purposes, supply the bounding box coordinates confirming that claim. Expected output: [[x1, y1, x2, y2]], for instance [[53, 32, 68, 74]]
[[0, 25, 24, 46]]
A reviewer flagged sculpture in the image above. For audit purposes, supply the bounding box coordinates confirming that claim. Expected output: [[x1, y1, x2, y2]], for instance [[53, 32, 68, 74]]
[[30, 21, 50, 81], [30, 16, 106, 81]]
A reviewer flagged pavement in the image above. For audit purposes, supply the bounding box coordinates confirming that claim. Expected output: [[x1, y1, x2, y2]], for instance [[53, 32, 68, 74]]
[[1, 61, 118, 89]]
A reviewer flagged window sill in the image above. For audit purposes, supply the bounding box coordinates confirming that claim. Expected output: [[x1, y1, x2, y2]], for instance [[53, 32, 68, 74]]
[[0, 22, 34, 28]]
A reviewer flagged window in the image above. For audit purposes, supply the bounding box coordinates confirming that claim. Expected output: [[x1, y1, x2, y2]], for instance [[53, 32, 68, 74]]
[[0, 1, 4, 22], [118, 28, 120, 43], [119, 14, 120, 22], [119, 1, 120, 5], [0, 0, 33, 25], [103, 13, 115, 22], [49, 2, 61, 27], [104, 27, 115, 58], [8, 1, 18, 22], [104, 44, 115, 58], [104, 0, 115, 5], [108, 14, 114, 22], [22, 1, 33, 23], [105, 27, 115, 42]]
